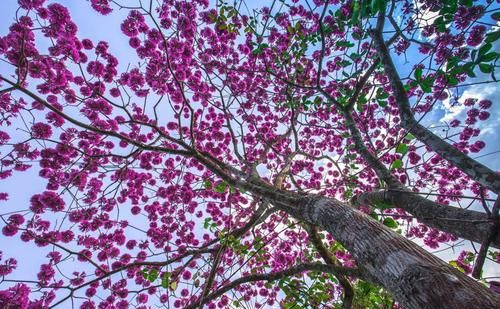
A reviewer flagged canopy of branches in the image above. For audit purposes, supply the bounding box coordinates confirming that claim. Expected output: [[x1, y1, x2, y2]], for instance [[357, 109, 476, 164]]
[[0, 0, 499, 308]]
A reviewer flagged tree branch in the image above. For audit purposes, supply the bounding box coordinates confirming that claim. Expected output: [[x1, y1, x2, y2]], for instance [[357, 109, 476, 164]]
[[306, 225, 355, 309], [186, 262, 362, 309], [369, 29, 500, 194]]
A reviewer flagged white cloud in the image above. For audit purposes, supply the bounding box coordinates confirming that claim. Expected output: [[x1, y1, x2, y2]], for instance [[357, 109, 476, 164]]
[[440, 84, 498, 123]]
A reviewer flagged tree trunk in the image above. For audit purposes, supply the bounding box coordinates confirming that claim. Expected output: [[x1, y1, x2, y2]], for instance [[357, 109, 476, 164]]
[[352, 190, 499, 248], [272, 193, 500, 309]]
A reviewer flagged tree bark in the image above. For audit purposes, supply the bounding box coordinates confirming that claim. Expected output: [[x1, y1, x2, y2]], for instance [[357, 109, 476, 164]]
[[199, 155, 500, 308], [344, 110, 495, 246], [352, 190, 500, 248], [272, 193, 500, 309]]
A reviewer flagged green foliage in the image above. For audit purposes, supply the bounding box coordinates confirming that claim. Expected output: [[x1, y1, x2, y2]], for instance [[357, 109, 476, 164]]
[[210, 5, 240, 34], [488, 250, 499, 263], [252, 43, 269, 55], [464, 32, 500, 80], [373, 201, 392, 210], [350, 0, 388, 25], [148, 268, 158, 282], [449, 252, 474, 274], [412, 75, 434, 93], [414, 67, 423, 82], [390, 159, 403, 170], [383, 217, 399, 229], [352, 281, 394, 308], [336, 40, 355, 48], [279, 271, 336, 308], [219, 231, 248, 256], [485, 30, 500, 44], [142, 268, 177, 290], [375, 88, 389, 107], [141, 268, 148, 280], [161, 272, 170, 289], [203, 217, 218, 232], [203, 179, 212, 189], [395, 143, 408, 155], [404, 133, 415, 141], [214, 181, 228, 193], [430, 0, 476, 33]]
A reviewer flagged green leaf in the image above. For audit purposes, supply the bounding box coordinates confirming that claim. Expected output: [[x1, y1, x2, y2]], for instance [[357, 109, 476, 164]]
[[378, 0, 387, 11], [351, 1, 360, 25], [336, 40, 355, 48], [478, 43, 492, 58], [419, 77, 434, 93], [377, 89, 389, 99], [390, 159, 403, 170], [148, 269, 158, 282], [170, 281, 178, 291], [479, 63, 493, 74], [374, 201, 392, 210], [420, 83, 432, 93], [466, 69, 476, 78], [463, 62, 477, 78], [395, 143, 408, 155], [208, 12, 217, 23], [252, 43, 269, 55], [485, 30, 500, 44], [459, 0, 473, 7], [350, 52, 361, 60], [377, 100, 387, 108], [414, 67, 423, 81], [203, 217, 211, 229], [449, 260, 465, 273], [471, 49, 477, 62], [161, 273, 170, 288], [433, 16, 446, 32], [203, 179, 212, 189], [405, 133, 415, 140], [492, 12, 500, 22], [446, 56, 460, 70], [383, 217, 398, 229], [358, 1, 369, 18], [447, 76, 458, 86], [214, 181, 227, 193], [480, 52, 498, 63], [141, 269, 148, 280]]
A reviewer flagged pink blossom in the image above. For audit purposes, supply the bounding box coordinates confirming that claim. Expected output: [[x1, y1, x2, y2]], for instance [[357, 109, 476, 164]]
[[90, 0, 112, 15], [31, 122, 52, 138]]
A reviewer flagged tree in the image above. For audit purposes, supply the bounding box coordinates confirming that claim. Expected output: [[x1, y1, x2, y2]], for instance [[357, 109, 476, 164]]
[[0, 0, 499, 308]]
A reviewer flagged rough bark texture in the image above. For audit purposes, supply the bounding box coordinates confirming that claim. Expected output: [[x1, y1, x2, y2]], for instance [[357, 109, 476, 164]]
[[370, 31, 500, 194], [352, 190, 500, 248], [273, 194, 500, 309]]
